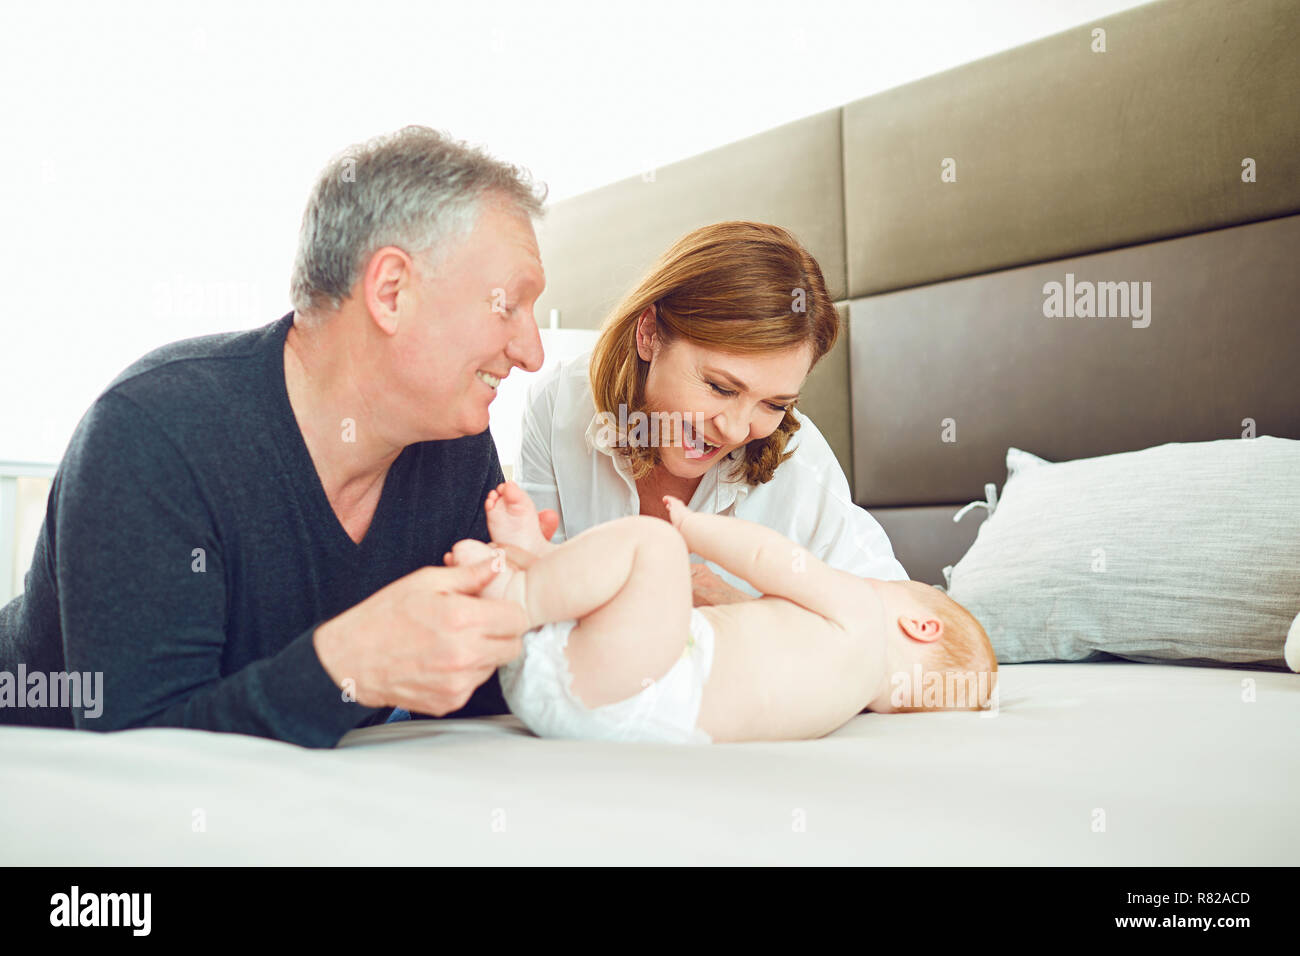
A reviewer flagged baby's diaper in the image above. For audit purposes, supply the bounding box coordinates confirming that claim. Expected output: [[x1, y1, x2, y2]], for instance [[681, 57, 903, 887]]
[[499, 608, 715, 744]]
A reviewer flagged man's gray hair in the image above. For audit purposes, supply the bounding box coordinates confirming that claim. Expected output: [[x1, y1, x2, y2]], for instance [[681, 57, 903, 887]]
[[289, 125, 547, 316]]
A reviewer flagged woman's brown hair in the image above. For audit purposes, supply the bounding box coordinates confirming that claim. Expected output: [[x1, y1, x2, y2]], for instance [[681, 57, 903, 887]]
[[588, 221, 840, 485]]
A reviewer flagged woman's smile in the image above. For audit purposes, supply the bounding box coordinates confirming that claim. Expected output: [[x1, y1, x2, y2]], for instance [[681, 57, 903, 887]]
[[682, 429, 725, 461]]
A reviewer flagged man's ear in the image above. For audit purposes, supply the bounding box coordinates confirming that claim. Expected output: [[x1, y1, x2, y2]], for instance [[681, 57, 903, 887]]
[[362, 246, 417, 335], [898, 615, 943, 643], [635, 305, 658, 361]]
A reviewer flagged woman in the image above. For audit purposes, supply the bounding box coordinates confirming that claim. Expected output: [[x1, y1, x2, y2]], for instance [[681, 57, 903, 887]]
[[519, 221, 906, 604]]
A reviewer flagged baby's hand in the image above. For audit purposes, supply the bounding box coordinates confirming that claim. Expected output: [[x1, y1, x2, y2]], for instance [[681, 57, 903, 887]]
[[663, 495, 690, 530]]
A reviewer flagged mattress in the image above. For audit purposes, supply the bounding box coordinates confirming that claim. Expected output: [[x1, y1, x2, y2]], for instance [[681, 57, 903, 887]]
[[1, 661, 1295, 865]]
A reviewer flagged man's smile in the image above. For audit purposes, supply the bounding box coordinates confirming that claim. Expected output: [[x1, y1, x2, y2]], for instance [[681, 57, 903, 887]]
[[475, 369, 505, 390]]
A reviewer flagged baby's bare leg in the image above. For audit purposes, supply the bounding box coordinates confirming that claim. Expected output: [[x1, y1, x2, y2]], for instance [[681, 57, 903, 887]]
[[510, 515, 693, 709]]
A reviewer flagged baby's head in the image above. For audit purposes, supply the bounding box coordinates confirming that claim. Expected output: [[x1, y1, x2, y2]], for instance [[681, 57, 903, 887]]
[[866, 580, 997, 713]]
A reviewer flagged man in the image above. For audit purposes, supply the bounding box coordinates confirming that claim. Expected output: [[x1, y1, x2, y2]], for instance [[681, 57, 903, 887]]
[[0, 126, 557, 747]]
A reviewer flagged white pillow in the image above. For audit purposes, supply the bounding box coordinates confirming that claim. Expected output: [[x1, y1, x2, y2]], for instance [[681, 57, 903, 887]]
[[944, 437, 1300, 669]]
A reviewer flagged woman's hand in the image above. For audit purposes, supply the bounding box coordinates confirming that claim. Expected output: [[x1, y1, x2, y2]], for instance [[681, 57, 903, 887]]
[[690, 563, 756, 606]]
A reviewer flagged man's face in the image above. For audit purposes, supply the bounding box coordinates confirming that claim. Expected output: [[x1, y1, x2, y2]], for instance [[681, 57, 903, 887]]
[[391, 199, 546, 441]]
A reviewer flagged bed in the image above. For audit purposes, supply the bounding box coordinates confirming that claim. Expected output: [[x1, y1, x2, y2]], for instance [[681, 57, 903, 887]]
[[3, 662, 1295, 865], [2, 0, 1298, 866]]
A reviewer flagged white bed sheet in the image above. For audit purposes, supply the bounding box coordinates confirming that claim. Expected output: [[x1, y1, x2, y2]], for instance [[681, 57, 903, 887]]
[[1, 662, 1296, 865]]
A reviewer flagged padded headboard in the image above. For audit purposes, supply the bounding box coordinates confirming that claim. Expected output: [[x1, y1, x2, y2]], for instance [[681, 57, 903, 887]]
[[531, 0, 1300, 583], [853, 213, 1300, 582], [846, 0, 1300, 581]]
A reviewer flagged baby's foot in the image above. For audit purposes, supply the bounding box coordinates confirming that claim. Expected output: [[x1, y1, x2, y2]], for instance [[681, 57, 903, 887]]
[[484, 481, 550, 554], [444, 538, 516, 602]]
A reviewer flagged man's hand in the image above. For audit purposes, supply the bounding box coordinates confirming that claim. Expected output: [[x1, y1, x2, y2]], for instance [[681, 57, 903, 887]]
[[312, 559, 530, 715], [690, 563, 757, 606]]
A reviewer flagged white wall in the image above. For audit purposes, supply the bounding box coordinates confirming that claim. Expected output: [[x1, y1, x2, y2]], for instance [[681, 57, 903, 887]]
[[0, 0, 1153, 464]]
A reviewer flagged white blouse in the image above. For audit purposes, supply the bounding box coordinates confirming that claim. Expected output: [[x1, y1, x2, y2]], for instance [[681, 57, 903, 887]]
[[517, 352, 908, 596]]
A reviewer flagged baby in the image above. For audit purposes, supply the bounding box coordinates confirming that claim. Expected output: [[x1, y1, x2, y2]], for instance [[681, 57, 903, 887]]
[[446, 481, 998, 744]]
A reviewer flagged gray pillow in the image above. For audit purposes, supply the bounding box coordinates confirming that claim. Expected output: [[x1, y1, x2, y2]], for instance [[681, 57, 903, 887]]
[[944, 438, 1300, 669]]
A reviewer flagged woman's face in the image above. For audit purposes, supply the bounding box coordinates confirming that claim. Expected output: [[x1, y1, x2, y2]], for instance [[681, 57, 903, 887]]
[[636, 307, 813, 480]]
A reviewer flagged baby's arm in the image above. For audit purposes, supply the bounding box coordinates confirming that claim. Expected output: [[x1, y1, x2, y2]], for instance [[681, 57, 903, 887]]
[[663, 496, 867, 632]]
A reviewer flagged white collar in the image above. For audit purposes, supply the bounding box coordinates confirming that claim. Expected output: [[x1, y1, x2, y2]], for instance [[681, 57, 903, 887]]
[[583, 412, 753, 508]]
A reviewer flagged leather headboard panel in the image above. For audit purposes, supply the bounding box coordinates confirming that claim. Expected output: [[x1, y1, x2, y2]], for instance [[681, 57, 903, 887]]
[[842, 0, 1300, 297], [533, 108, 846, 330], [870, 505, 988, 587], [851, 213, 1300, 507], [796, 301, 854, 488]]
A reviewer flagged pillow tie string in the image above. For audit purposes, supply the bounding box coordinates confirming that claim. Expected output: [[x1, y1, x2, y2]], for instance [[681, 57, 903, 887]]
[[953, 482, 999, 523]]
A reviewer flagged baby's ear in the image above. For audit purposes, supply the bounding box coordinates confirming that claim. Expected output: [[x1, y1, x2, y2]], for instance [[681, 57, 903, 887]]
[[897, 615, 943, 643]]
